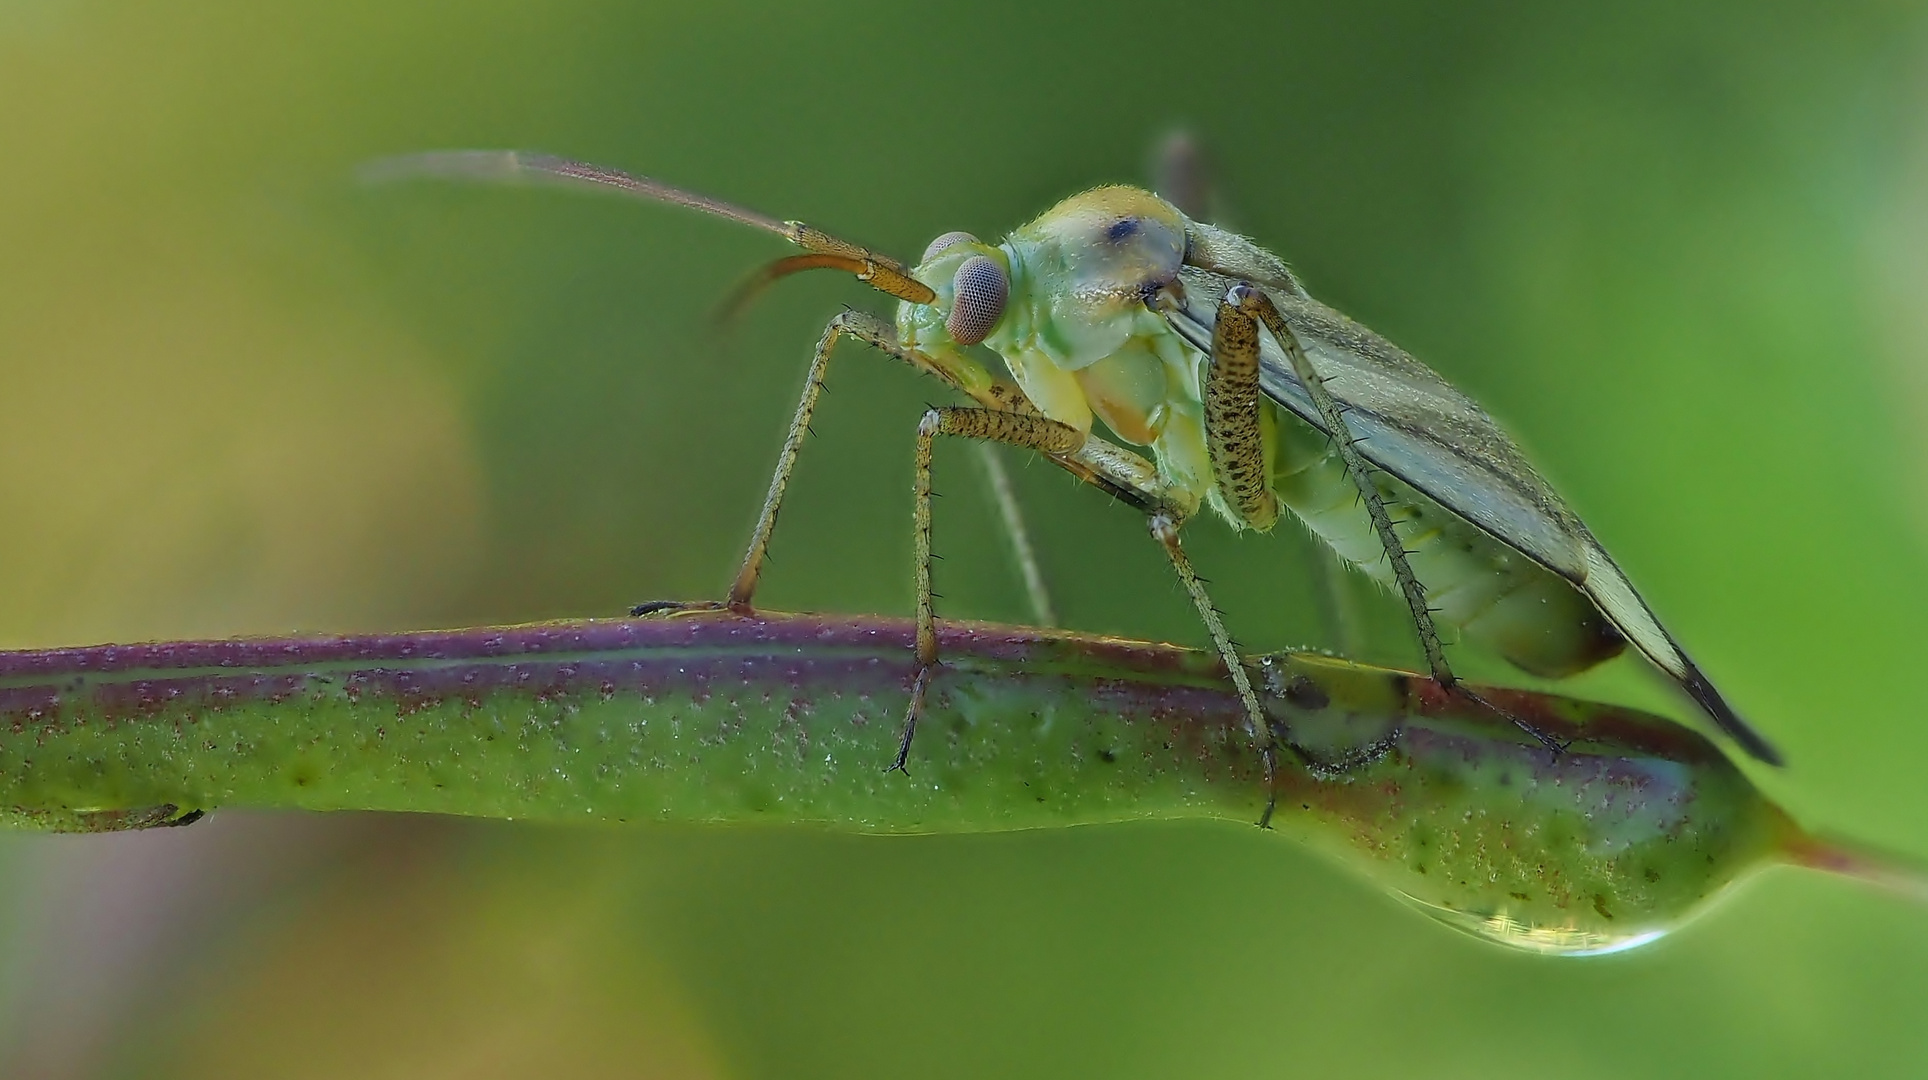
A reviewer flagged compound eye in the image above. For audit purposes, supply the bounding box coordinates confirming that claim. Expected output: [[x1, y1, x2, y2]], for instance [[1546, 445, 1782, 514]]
[[922, 230, 979, 262], [946, 255, 1008, 346]]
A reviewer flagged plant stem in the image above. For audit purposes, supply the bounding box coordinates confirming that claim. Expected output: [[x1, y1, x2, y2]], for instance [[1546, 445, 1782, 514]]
[[0, 607, 1890, 954]]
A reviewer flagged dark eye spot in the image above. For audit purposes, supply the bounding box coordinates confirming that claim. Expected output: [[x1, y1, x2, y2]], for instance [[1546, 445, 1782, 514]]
[[1106, 217, 1141, 242]]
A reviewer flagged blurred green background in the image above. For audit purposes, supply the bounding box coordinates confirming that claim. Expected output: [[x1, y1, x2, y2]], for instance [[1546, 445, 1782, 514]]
[[5, 1, 1928, 1076]]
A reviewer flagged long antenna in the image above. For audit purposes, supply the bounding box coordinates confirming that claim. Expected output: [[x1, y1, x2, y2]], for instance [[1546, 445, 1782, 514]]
[[361, 150, 933, 303]]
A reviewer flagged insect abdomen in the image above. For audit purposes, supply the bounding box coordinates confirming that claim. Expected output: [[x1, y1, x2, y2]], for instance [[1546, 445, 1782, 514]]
[[1270, 409, 1624, 678]]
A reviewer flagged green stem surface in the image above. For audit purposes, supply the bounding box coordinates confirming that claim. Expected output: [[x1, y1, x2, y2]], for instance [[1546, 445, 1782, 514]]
[[0, 609, 1845, 953]]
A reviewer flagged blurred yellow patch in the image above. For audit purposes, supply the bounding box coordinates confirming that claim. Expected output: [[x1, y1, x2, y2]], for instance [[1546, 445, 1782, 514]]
[[0, 263, 481, 645]]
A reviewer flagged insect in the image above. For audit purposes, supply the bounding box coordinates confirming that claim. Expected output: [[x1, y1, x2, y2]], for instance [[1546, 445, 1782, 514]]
[[366, 150, 1782, 815]]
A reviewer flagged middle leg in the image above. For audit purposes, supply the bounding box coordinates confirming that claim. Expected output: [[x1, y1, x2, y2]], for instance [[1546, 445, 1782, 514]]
[[1146, 511, 1281, 827], [892, 406, 1085, 772]]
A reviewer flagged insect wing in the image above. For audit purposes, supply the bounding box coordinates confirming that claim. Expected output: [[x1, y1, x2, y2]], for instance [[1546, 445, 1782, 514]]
[[1162, 268, 1778, 763]]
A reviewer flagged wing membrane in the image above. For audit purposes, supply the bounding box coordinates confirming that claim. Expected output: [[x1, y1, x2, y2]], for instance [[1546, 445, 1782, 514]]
[[1164, 267, 1779, 764]]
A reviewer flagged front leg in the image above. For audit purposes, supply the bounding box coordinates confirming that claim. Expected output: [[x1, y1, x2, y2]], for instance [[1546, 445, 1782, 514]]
[[727, 310, 901, 609], [894, 407, 1084, 772], [632, 311, 891, 618], [638, 308, 1058, 621]]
